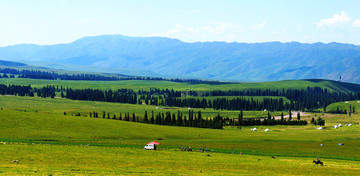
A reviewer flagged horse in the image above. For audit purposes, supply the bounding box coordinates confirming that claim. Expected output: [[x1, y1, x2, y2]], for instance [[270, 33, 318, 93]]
[[313, 160, 324, 166]]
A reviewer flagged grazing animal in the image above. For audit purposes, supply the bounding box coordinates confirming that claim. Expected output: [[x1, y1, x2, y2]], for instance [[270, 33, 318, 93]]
[[271, 156, 276, 159], [313, 160, 324, 166], [12, 160, 19, 163]]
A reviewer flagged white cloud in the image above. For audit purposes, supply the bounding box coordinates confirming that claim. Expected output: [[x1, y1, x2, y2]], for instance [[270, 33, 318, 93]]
[[317, 11, 351, 28], [151, 22, 242, 42], [251, 22, 266, 30], [353, 19, 360, 28]]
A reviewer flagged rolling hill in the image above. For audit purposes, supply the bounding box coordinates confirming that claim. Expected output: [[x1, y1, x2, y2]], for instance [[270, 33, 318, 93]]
[[1, 35, 360, 83]]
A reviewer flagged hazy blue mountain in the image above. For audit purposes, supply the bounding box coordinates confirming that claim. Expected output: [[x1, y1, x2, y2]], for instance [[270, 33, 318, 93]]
[[1, 35, 360, 83], [0, 60, 27, 67]]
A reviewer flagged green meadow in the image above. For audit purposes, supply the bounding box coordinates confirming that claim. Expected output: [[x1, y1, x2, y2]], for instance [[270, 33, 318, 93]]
[[0, 78, 359, 92], [0, 78, 360, 175], [1, 143, 359, 175], [0, 96, 360, 175], [0, 96, 283, 119], [326, 100, 360, 112]]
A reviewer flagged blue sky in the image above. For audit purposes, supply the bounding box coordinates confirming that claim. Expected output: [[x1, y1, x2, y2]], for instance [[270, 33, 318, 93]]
[[1, 0, 360, 46]]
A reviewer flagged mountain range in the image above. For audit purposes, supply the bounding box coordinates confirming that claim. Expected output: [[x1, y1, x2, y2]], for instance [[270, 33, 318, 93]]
[[0, 35, 360, 83]]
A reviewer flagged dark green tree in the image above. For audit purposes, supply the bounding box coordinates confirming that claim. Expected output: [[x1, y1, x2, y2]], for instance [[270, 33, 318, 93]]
[[316, 117, 325, 126], [144, 111, 148, 123], [310, 117, 316, 125], [297, 112, 301, 120], [289, 110, 292, 120]]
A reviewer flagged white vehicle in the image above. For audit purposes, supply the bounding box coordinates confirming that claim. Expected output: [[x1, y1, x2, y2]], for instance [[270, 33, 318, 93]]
[[144, 144, 156, 150]]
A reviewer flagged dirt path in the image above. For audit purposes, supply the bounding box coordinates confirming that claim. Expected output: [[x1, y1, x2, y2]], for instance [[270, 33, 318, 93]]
[[273, 111, 310, 120]]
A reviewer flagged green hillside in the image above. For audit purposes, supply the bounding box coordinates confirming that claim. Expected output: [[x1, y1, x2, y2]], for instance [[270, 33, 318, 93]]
[[0, 96, 359, 160], [326, 100, 360, 112], [1, 77, 360, 175], [0, 95, 360, 174], [0, 96, 283, 119], [1, 78, 359, 93]]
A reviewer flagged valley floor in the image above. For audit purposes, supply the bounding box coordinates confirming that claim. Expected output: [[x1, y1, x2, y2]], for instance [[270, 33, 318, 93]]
[[0, 94, 360, 175], [1, 143, 360, 175]]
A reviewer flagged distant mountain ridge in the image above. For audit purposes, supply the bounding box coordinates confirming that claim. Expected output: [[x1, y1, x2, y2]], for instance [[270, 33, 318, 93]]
[[1, 35, 360, 83]]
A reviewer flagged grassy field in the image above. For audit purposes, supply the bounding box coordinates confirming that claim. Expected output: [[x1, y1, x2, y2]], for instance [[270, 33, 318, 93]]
[[1, 143, 359, 175], [0, 101, 360, 175], [0, 78, 359, 92], [326, 100, 360, 112], [1, 96, 360, 154], [0, 95, 284, 119], [0, 79, 360, 175]]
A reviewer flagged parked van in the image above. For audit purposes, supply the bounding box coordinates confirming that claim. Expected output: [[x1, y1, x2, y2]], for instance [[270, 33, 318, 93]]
[[144, 144, 156, 150]]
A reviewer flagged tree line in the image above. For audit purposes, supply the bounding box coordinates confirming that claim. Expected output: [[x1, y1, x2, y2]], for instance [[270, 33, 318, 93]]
[[0, 68, 206, 83], [1, 83, 359, 113], [69, 110, 223, 129], [202, 87, 359, 110]]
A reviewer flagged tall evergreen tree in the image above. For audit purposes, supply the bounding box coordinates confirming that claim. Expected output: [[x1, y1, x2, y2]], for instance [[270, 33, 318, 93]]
[[297, 112, 301, 120], [171, 113, 176, 125], [150, 112, 155, 124], [144, 111, 148, 123], [289, 110, 292, 120], [176, 112, 183, 126], [316, 117, 325, 126], [310, 117, 315, 125]]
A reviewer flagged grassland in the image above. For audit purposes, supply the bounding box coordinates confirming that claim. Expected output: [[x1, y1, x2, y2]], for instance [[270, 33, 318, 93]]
[[0, 96, 284, 119], [1, 78, 360, 175], [0, 78, 359, 92], [2, 143, 359, 175], [0, 97, 360, 175], [326, 100, 360, 112]]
